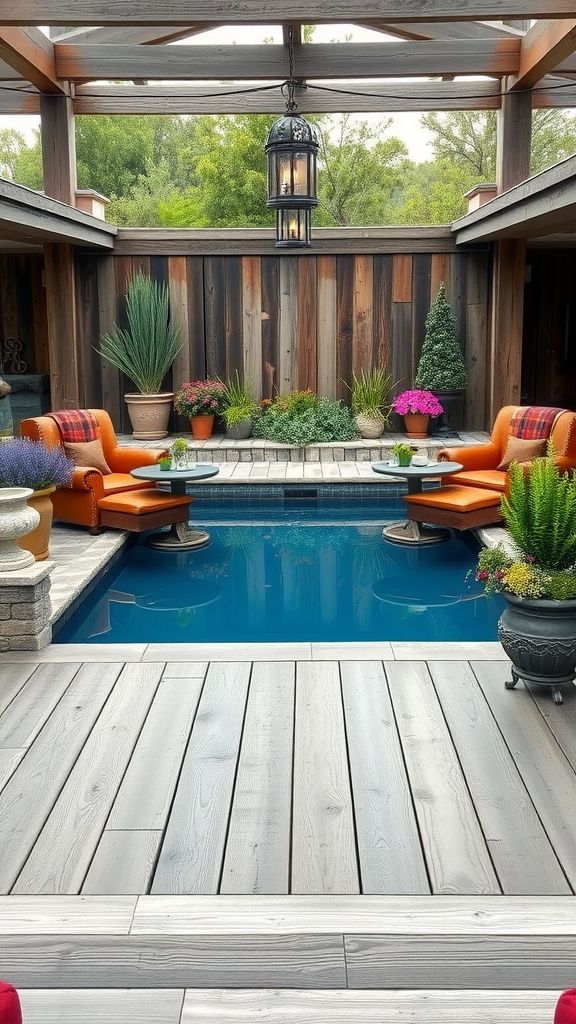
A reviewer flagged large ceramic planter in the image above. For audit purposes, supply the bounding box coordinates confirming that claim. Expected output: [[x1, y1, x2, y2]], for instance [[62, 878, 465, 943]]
[[403, 413, 429, 439], [190, 414, 215, 441], [355, 413, 385, 439], [498, 592, 576, 704], [18, 485, 55, 561], [429, 389, 465, 437], [0, 487, 40, 571], [125, 392, 173, 440]]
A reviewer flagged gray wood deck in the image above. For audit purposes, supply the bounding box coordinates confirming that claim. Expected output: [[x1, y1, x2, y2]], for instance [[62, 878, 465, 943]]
[[1, 653, 576, 897], [1, 649, 576, 1020]]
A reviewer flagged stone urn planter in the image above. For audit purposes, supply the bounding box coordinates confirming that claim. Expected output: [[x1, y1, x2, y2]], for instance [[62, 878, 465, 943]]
[[225, 418, 253, 440], [0, 487, 40, 571], [498, 593, 576, 705], [354, 413, 385, 439], [125, 392, 174, 440]]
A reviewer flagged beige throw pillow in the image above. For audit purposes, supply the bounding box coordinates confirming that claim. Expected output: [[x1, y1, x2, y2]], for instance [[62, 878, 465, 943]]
[[497, 436, 546, 471], [64, 437, 111, 474]]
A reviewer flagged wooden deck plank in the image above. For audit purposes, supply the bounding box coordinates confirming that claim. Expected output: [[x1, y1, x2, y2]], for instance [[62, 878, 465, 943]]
[[528, 679, 576, 773], [0, 748, 25, 791], [0, 662, 38, 717], [151, 662, 251, 894], [180, 988, 562, 1024], [81, 830, 162, 895], [473, 661, 576, 890], [292, 662, 359, 895], [1, 935, 347, 989], [430, 661, 571, 895], [130, 894, 576, 934], [0, 663, 79, 748], [19, 988, 185, 1024], [159, 662, 209, 679], [220, 662, 295, 895], [0, 663, 122, 893], [12, 663, 163, 895], [106, 676, 204, 830], [340, 661, 429, 894], [0, 895, 136, 932], [385, 661, 500, 895], [344, 934, 576, 990]]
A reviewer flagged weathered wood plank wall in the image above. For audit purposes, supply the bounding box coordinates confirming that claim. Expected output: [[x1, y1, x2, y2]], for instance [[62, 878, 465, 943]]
[[74, 249, 490, 433], [0, 245, 491, 432]]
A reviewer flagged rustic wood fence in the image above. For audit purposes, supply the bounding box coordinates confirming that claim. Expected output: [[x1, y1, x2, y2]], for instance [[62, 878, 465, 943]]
[[1, 238, 491, 433]]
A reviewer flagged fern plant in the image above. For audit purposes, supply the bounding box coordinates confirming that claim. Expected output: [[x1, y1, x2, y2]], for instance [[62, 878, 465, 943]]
[[501, 446, 576, 571]]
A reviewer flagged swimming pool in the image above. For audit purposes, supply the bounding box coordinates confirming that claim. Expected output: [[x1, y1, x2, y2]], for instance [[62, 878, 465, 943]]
[[56, 496, 504, 644]]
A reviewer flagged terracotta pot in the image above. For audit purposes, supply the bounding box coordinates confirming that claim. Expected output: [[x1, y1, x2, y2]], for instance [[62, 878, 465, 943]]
[[18, 485, 55, 561], [190, 414, 215, 441], [404, 413, 429, 439], [125, 392, 173, 440]]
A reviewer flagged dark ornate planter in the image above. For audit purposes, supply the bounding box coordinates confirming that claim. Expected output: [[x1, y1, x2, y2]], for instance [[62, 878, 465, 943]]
[[429, 388, 465, 437], [498, 593, 576, 705]]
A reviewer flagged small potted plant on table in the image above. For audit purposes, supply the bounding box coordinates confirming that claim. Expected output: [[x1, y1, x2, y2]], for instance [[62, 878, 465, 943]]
[[391, 442, 415, 467]]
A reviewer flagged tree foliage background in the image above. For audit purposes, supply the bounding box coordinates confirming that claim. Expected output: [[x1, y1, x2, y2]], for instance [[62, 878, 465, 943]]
[[2, 105, 576, 228]]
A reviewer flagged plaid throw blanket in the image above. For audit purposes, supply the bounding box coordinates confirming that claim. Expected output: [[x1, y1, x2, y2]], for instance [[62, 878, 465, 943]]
[[510, 406, 563, 440], [48, 410, 99, 442]]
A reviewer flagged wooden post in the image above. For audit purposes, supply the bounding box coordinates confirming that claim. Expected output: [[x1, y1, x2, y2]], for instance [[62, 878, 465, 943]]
[[39, 94, 77, 205], [43, 243, 82, 410], [496, 87, 532, 196], [488, 239, 525, 423], [487, 86, 531, 423]]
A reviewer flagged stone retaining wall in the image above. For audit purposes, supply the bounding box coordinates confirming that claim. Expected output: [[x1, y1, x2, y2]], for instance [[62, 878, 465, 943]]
[[0, 562, 52, 651]]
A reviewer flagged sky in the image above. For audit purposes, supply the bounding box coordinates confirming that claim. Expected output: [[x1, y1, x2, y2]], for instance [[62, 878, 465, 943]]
[[0, 23, 435, 162]]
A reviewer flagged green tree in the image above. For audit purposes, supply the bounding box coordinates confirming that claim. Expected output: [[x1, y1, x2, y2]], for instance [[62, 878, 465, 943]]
[[11, 129, 43, 189], [316, 114, 410, 226], [422, 108, 576, 179], [392, 159, 477, 224], [107, 160, 180, 226], [0, 129, 28, 179]]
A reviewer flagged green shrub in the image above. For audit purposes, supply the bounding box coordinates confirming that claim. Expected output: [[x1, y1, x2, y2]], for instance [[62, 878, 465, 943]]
[[253, 397, 358, 445]]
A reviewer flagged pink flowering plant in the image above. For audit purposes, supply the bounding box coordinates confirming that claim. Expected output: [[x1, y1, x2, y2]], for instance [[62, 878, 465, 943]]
[[174, 379, 226, 417], [392, 389, 443, 417]]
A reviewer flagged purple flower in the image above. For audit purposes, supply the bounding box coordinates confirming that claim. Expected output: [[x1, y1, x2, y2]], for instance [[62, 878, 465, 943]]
[[0, 437, 74, 490]]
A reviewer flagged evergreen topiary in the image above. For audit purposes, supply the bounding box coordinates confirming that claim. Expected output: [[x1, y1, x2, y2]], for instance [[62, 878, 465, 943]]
[[414, 282, 467, 391]]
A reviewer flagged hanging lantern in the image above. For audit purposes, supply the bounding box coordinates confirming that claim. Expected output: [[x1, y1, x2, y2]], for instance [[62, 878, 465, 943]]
[[265, 28, 319, 248], [265, 112, 319, 247]]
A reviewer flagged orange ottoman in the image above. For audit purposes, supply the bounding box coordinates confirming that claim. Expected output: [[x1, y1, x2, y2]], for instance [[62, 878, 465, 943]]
[[404, 485, 503, 531], [97, 490, 191, 533]]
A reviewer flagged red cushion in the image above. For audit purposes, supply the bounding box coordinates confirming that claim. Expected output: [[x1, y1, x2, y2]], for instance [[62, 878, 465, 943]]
[[556, 990, 576, 1024], [0, 981, 22, 1024]]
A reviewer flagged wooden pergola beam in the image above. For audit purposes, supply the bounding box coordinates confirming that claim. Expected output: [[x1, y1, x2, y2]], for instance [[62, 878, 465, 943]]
[[50, 25, 212, 45], [509, 17, 576, 89], [370, 19, 524, 40], [4, 0, 576, 23], [54, 39, 521, 82], [0, 26, 66, 94]]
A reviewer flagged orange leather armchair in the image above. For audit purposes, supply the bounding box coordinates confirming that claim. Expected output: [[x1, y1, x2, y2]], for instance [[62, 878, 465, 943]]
[[437, 405, 576, 492], [20, 409, 163, 533]]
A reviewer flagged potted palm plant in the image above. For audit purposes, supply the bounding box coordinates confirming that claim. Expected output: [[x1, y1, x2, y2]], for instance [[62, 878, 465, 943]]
[[96, 272, 185, 440], [474, 447, 576, 704], [0, 437, 74, 560], [414, 282, 467, 436]]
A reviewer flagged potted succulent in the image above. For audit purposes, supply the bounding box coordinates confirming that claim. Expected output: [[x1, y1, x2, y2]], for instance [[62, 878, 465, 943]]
[[473, 447, 576, 704], [391, 389, 443, 439], [414, 282, 467, 436], [0, 437, 74, 560], [174, 379, 227, 440], [221, 373, 259, 440], [96, 272, 185, 440], [346, 368, 395, 439]]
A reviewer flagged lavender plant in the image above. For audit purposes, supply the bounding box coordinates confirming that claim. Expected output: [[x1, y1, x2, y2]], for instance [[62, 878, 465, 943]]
[[0, 438, 74, 491]]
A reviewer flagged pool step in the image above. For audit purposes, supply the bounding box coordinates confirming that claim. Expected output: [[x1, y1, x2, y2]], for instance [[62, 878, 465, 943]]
[[15, 988, 563, 1024]]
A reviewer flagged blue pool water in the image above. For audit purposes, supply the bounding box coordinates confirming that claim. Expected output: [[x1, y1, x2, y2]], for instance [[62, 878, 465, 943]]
[[57, 498, 504, 644]]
